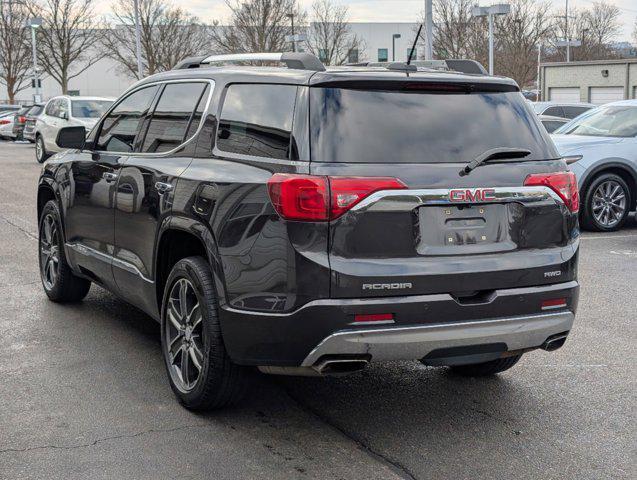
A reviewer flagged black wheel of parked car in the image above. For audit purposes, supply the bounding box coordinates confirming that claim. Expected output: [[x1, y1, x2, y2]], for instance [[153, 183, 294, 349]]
[[35, 135, 51, 163], [38, 200, 91, 302], [447, 354, 522, 377], [581, 173, 630, 232], [161, 256, 248, 411]]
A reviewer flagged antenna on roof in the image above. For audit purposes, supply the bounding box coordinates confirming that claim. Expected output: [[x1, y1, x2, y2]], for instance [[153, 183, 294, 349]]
[[407, 25, 423, 66]]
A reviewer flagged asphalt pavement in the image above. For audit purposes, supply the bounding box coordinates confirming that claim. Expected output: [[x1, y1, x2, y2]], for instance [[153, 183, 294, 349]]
[[0, 141, 635, 479]]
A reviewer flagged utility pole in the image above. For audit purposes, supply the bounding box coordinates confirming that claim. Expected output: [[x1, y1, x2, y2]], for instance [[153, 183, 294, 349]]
[[133, 0, 143, 78], [424, 0, 432, 60], [565, 0, 570, 62], [537, 43, 541, 101]]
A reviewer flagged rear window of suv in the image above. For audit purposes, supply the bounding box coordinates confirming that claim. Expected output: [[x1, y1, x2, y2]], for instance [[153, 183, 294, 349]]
[[310, 87, 557, 163]]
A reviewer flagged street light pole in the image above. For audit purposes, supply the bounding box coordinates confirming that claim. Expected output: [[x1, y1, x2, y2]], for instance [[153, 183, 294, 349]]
[[565, 0, 569, 62], [286, 13, 295, 53], [471, 4, 510, 76], [133, 0, 143, 78], [27, 16, 42, 103], [392, 33, 401, 61]]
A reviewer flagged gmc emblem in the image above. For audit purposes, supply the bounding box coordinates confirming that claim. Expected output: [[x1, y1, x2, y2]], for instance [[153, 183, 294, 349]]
[[449, 188, 496, 202]]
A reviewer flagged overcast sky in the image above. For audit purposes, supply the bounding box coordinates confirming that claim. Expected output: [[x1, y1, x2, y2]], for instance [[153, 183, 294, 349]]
[[99, 0, 637, 42]]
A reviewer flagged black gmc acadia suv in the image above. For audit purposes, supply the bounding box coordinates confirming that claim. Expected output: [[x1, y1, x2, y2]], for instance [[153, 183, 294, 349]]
[[37, 53, 580, 410]]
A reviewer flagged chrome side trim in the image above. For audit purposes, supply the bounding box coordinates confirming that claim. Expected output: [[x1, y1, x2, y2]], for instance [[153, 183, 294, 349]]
[[351, 186, 563, 213], [301, 311, 574, 367], [66, 242, 154, 284]]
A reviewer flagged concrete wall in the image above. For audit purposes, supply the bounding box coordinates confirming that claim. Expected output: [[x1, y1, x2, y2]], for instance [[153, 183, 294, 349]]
[[6, 51, 140, 104], [540, 59, 637, 103], [348, 23, 420, 63]]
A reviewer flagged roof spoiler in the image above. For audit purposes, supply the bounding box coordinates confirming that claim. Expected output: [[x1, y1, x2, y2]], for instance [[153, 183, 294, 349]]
[[173, 52, 326, 72]]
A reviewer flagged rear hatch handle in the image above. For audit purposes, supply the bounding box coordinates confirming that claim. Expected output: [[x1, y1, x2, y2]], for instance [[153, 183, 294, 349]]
[[460, 147, 532, 177]]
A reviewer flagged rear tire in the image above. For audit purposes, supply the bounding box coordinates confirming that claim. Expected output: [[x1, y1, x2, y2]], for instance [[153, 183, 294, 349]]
[[36, 135, 51, 163], [161, 256, 248, 411], [580, 173, 630, 232], [448, 354, 522, 377], [39, 200, 91, 302]]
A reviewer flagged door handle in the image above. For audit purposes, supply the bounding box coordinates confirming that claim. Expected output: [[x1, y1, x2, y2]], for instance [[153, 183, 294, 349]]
[[155, 181, 173, 194], [103, 172, 118, 183]]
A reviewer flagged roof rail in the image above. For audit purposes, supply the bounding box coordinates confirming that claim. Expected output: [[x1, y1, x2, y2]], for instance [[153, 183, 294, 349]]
[[344, 59, 488, 75], [173, 52, 326, 72]]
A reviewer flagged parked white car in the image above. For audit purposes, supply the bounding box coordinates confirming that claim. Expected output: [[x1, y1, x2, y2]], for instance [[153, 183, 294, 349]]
[[35, 96, 114, 163], [0, 111, 17, 140]]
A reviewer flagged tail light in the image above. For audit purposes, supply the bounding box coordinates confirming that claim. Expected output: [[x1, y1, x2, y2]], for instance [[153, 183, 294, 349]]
[[0, 119, 9, 125], [267, 174, 406, 221], [524, 171, 579, 213], [18, 116, 26, 123]]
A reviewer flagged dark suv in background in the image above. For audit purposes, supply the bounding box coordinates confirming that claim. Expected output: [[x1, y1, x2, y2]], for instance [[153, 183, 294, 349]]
[[37, 53, 580, 410]]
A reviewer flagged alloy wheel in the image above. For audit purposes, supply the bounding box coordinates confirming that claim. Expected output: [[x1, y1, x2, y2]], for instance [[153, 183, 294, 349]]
[[39, 213, 60, 289], [591, 180, 626, 228], [36, 138, 43, 161], [165, 278, 205, 392]]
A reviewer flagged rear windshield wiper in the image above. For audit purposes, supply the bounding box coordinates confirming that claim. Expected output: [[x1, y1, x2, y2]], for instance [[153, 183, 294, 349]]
[[460, 147, 532, 176]]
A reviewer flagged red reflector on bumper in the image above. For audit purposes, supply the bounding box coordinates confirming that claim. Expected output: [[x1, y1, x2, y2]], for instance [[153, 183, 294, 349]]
[[541, 298, 567, 310], [354, 313, 394, 323]]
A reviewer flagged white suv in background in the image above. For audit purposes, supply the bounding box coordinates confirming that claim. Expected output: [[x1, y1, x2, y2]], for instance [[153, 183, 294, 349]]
[[35, 96, 114, 163]]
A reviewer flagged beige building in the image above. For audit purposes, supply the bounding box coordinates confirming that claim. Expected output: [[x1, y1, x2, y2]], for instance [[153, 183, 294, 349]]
[[539, 58, 637, 104]]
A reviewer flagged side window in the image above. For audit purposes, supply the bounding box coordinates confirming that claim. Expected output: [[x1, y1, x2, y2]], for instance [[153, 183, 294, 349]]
[[45, 100, 57, 116], [141, 82, 209, 153], [544, 106, 564, 117], [58, 99, 69, 118], [563, 106, 589, 119], [216, 84, 297, 160], [96, 85, 159, 152]]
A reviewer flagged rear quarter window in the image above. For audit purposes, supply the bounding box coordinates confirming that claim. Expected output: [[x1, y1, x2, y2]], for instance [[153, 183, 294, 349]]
[[216, 84, 297, 160]]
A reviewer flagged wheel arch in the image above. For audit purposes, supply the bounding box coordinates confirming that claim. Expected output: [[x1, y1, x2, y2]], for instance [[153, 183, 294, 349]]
[[155, 217, 226, 314], [580, 161, 637, 211], [37, 182, 57, 221]]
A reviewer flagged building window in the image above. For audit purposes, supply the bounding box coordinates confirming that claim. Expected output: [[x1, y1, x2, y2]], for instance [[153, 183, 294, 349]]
[[348, 49, 359, 64], [407, 47, 417, 60], [378, 48, 388, 62]]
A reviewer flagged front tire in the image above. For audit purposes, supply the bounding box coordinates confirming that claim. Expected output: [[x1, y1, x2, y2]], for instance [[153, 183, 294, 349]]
[[448, 354, 522, 377], [161, 256, 248, 410], [39, 200, 91, 302], [35, 135, 51, 163], [581, 173, 630, 232]]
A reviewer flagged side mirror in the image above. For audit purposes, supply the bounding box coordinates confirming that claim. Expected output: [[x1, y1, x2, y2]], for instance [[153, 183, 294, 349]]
[[56, 126, 86, 149], [60, 111, 69, 120]]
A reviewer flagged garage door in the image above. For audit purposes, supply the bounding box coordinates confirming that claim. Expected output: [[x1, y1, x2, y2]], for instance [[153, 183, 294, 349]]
[[549, 87, 580, 103], [589, 87, 624, 105]]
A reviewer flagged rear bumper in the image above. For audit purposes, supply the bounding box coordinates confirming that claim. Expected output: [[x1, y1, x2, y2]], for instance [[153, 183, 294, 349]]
[[220, 280, 579, 366], [301, 310, 573, 367]]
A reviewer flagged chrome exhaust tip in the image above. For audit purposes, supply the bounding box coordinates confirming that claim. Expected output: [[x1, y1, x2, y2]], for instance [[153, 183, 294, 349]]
[[541, 332, 569, 352], [313, 357, 370, 376]]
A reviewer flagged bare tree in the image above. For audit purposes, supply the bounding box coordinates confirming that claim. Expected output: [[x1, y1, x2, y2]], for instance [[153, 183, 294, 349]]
[[29, 0, 105, 94], [212, 0, 305, 54], [0, 1, 32, 102], [100, 0, 210, 79], [548, 1, 622, 61], [496, 0, 553, 87], [431, 0, 488, 67], [306, 0, 363, 65]]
